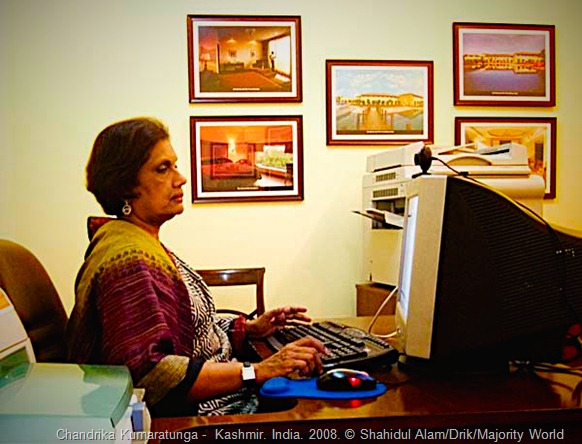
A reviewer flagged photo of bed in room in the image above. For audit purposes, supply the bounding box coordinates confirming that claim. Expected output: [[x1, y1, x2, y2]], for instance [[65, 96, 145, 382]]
[[190, 115, 304, 203]]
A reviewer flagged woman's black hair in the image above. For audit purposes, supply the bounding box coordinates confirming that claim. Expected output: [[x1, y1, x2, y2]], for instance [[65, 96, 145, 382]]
[[86, 117, 169, 216]]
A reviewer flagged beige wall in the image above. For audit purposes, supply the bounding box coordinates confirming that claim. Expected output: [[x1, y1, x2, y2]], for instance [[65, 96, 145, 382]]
[[2, 0, 581, 317]]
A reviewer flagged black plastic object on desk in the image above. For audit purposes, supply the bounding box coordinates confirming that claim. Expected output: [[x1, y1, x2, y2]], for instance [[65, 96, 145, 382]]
[[265, 320, 399, 370]]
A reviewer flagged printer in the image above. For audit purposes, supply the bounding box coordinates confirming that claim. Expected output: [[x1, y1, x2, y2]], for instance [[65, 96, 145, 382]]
[[0, 288, 36, 366], [0, 289, 150, 443], [361, 141, 545, 285]]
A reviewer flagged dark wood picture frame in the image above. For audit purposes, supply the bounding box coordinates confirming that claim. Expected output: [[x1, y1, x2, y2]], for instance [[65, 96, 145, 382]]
[[190, 115, 304, 203], [325, 60, 434, 145], [453, 22, 555, 107], [455, 116, 557, 199], [187, 15, 302, 103]]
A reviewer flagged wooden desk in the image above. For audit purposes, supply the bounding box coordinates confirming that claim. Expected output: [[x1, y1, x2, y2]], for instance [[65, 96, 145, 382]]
[[150, 317, 582, 443]]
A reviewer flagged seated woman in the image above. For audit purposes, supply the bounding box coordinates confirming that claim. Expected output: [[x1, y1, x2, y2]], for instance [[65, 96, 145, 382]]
[[66, 117, 326, 417]]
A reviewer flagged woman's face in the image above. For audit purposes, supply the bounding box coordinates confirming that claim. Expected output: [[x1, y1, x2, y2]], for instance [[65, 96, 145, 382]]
[[128, 138, 187, 229]]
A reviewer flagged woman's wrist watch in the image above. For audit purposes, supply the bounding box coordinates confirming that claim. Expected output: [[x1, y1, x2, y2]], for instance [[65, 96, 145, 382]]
[[241, 361, 256, 387]]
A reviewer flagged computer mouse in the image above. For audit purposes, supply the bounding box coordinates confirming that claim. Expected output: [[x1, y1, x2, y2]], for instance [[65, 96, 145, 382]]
[[316, 368, 377, 392]]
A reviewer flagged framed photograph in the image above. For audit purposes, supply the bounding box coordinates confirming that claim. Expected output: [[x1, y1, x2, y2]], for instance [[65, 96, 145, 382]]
[[187, 15, 302, 103], [326, 60, 433, 145], [190, 116, 304, 203], [454, 117, 557, 199], [453, 22, 555, 107]]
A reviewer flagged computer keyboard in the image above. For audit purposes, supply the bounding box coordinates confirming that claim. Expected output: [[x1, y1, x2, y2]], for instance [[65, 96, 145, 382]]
[[265, 320, 399, 370]]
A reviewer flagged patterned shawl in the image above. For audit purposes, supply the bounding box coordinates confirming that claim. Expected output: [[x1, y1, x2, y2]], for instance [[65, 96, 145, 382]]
[[66, 220, 194, 406]]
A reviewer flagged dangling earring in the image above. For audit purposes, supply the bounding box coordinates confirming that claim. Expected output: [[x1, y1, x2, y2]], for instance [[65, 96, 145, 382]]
[[122, 200, 132, 216]]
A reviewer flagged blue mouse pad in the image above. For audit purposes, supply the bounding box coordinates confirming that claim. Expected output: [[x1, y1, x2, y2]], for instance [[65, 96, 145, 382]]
[[260, 377, 387, 400]]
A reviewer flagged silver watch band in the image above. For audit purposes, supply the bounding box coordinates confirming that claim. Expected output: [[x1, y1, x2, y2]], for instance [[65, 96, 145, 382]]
[[241, 361, 256, 387]]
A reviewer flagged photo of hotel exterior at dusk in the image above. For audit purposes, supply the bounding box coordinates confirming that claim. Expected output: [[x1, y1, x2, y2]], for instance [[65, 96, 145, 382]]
[[460, 31, 548, 97], [463, 50, 545, 73], [463, 49, 546, 96]]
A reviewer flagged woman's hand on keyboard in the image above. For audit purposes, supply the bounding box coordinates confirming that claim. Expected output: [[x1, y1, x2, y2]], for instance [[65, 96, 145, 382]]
[[246, 305, 312, 339], [254, 336, 328, 383]]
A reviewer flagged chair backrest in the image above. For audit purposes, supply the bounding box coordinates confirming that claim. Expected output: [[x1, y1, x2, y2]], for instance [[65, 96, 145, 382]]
[[87, 216, 113, 240], [196, 267, 266, 319], [0, 239, 68, 362]]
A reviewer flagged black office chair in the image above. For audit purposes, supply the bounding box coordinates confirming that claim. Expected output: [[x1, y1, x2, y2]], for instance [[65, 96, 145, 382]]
[[0, 239, 68, 362], [196, 267, 266, 319]]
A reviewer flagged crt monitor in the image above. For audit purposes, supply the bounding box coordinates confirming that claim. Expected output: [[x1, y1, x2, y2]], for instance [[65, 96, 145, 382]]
[[395, 174, 582, 372]]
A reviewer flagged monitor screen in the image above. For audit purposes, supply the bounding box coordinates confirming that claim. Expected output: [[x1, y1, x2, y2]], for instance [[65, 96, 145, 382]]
[[395, 175, 582, 372], [397, 194, 417, 321]]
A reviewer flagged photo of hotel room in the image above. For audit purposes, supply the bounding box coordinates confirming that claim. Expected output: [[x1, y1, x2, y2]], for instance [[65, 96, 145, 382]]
[[191, 117, 303, 203], [197, 25, 293, 93]]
